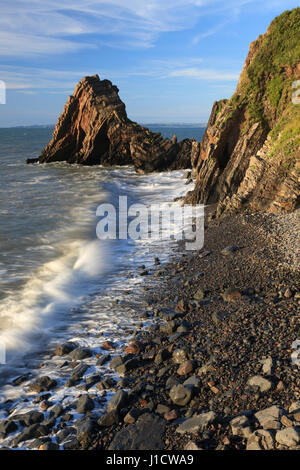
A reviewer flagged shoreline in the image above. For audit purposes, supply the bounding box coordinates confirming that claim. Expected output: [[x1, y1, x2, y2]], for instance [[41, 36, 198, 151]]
[[0, 208, 299, 450]]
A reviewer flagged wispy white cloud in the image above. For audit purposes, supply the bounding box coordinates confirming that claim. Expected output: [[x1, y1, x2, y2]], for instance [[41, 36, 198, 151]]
[[0, 0, 293, 56], [169, 67, 239, 81]]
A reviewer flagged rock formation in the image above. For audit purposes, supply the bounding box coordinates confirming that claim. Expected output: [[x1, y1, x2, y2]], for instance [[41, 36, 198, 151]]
[[38, 75, 191, 172], [186, 8, 300, 215]]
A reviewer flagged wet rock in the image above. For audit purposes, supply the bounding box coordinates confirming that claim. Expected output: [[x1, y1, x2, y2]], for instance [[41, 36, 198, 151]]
[[96, 354, 111, 366], [70, 362, 89, 381], [107, 390, 128, 413], [49, 404, 64, 419], [125, 341, 141, 355], [108, 413, 165, 450], [169, 384, 193, 406], [54, 342, 77, 356], [76, 395, 94, 414], [11, 410, 44, 426], [39, 442, 59, 450], [275, 427, 300, 447], [0, 420, 18, 439], [116, 358, 139, 375], [76, 417, 98, 447], [176, 411, 218, 434], [172, 349, 188, 364], [69, 347, 92, 360], [11, 424, 50, 447], [101, 341, 115, 351], [98, 410, 120, 427], [55, 427, 76, 444], [29, 376, 57, 393]]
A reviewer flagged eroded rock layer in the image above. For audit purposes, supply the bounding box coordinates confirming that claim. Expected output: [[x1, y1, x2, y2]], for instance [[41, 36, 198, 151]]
[[39, 75, 191, 172], [186, 8, 300, 215]]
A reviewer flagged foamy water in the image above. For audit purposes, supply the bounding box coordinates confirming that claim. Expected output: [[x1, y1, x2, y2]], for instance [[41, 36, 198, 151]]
[[0, 127, 205, 447]]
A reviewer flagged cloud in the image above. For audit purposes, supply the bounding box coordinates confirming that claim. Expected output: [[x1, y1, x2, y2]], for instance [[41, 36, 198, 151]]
[[0, 0, 293, 56], [169, 67, 239, 81]]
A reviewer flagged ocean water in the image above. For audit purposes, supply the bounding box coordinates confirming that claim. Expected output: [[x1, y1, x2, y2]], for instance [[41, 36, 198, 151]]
[[0, 126, 205, 437]]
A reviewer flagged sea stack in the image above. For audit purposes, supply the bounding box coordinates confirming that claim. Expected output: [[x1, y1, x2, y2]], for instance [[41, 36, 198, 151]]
[[38, 75, 191, 173]]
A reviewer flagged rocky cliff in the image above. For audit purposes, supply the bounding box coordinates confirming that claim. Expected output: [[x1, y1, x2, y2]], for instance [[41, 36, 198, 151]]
[[186, 8, 300, 215], [38, 75, 191, 172]]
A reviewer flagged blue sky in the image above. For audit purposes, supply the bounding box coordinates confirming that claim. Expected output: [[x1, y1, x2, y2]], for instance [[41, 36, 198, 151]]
[[0, 0, 298, 126]]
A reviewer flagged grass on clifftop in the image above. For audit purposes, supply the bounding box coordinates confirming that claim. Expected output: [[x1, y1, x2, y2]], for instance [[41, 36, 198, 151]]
[[225, 8, 300, 128]]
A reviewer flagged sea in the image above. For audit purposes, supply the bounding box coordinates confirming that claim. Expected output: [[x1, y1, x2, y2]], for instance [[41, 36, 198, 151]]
[[0, 125, 205, 440]]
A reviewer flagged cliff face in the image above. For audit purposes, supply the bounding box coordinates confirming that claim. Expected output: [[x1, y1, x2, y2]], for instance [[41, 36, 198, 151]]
[[187, 8, 300, 215], [39, 75, 190, 172]]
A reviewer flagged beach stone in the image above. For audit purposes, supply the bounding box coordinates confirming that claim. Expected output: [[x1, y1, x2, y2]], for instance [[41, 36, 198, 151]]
[[124, 408, 142, 424], [164, 410, 177, 421], [289, 401, 300, 414], [76, 395, 94, 414], [198, 362, 215, 376], [115, 358, 139, 375], [11, 410, 44, 426], [76, 418, 98, 447], [70, 363, 89, 381], [176, 411, 218, 434], [230, 415, 252, 438], [101, 341, 115, 351], [184, 441, 203, 450], [29, 376, 57, 393], [222, 288, 242, 302], [177, 360, 194, 376], [0, 420, 18, 438], [49, 404, 64, 419], [221, 245, 238, 256], [275, 427, 300, 447], [255, 406, 286, 428], [69, 347, 92, 360], [11, 424, 50, 447], [155, 404, 170, 415], [108, 413, 165, 450], [107, 390, 128, 413], [246, 430, 275, 450], [98, 410, 119, 427], [154, 349, 169, 365], [194, 288, 204, 300], [169, 384, 193, 406], [248, 375, 273, 392], [110, 356, 123, 370], [54, 342, 77, 356], [183, 375, 201, 389], [96, 354, 111, 366], [55, 427, 76, 444], [39, 442, 59, 450], [172, 349, 187, 364], [261, 357, 275, 375], [125, 341, 141, 354]]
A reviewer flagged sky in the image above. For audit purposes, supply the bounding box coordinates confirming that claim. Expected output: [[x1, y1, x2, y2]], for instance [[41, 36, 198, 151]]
[[0, 0, 298, 126]]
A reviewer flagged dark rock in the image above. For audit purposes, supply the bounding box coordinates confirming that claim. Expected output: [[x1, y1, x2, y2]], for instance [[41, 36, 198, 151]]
[[76, 395, 94, 414], [98, 410, 119, 427], [29, 376, 57, 393], [107, 390, 128, 413], [69, 347, 92, 360], [108, 413, 165, 450]]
